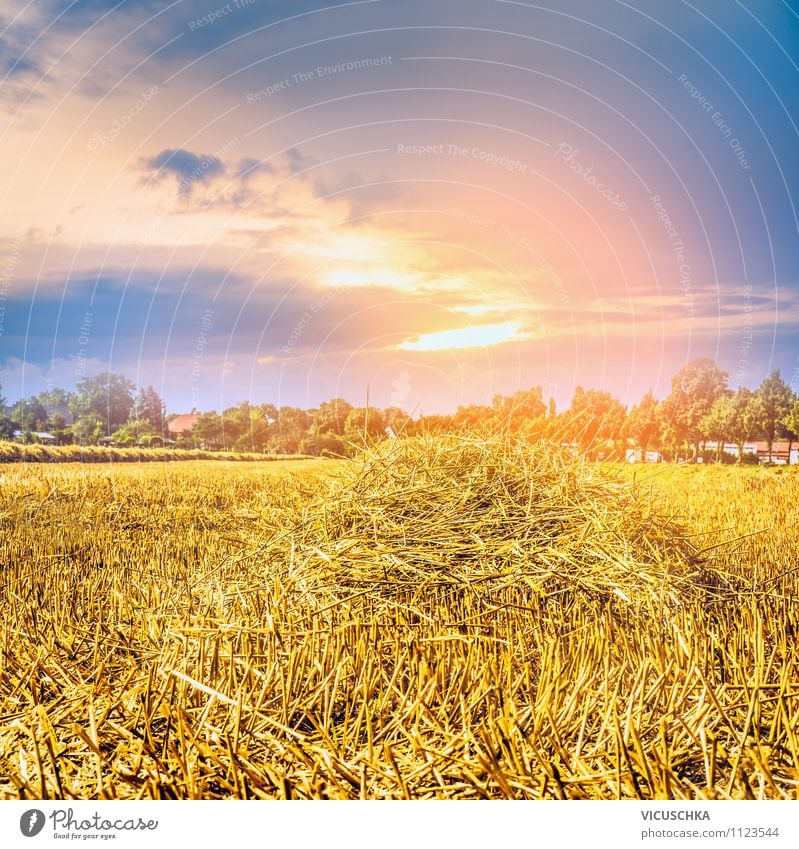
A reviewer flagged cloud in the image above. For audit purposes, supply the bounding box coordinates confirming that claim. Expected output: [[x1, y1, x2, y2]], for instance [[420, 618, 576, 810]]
[[234, 157, 273, 181], [140, 148, 226, 195], [286, 147, 316, 174]]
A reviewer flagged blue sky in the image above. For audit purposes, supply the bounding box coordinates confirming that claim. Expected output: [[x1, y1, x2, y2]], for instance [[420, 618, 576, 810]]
[[1, 0, 798, 413]]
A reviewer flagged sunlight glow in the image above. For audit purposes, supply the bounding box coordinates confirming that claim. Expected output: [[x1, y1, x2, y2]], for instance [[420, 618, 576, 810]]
[[398, 322, 524, 351]]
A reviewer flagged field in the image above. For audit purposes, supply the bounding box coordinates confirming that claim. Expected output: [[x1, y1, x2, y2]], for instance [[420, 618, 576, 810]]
[[0, 438, 797, 800], [0, 443, 316, 463]]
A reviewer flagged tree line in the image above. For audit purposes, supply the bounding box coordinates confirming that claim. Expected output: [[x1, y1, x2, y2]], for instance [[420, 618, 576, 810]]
[[1, 357, 798, 460]]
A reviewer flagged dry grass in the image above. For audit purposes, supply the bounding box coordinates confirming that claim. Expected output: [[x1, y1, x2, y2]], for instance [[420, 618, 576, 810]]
[[0, 436, 797, 799], [0, 442, 315, 463]]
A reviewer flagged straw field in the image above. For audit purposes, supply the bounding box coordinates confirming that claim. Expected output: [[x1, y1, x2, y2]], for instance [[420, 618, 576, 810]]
[[0, 437, 797, 799], [0, 443, 312, 463]]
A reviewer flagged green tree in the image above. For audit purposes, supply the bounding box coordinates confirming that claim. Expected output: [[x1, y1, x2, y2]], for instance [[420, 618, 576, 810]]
[[661, 358, 729, 461], [382, 406, 412, 436], [344, 407, 386, 449], [191, 411, 225, 449], [0, 415, 15, 440], [11, 398, 49, 431], [314, 398, 353, 436], [37, 388, 73, 427], [71, 414, 106, 445], [724, 388, 764, 463], [491, 387, 546, 432], [782, 397, 799, 460], [565, 387, 627, 457], [755, 371, 793, 459], [415, 413, 453, 434], [700, 396, 729, 461], [70, 373, 135, 439], [132, 385, 166, 432], [300, 431, 346, 457], [274, 406, 311, 454], [626, 390, 661, 462], [452, 403, 491, 431], [111, 419, 156, 445]]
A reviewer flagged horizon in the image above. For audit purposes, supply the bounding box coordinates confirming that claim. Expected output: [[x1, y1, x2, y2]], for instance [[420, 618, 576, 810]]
[[2, 1, 799, 415], [0, 354, 793, 419]]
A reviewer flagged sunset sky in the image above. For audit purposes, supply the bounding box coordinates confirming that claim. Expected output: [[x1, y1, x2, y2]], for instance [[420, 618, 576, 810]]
[[2, 0, 798, 414]]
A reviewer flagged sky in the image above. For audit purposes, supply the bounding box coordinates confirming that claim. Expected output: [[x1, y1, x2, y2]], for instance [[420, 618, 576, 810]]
[[1, 0, 798, 415]]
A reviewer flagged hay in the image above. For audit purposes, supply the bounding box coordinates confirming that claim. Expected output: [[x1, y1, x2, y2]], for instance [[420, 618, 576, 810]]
[[264, 435, 708, 612], [2, 440, 794, 800]]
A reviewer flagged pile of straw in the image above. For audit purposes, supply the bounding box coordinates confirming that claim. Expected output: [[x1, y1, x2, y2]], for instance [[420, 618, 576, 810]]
[[264, 436, 708, 612]]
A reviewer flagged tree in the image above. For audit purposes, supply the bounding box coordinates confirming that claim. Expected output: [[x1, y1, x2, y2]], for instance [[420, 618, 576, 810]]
[[191, 411, 225, 449], [301, 431, 347, 457], [37, 388, 74, 426], [755, 371, 793, 460], [700, 396, 729, 461], [783, 398, 799, 460], [71, 414, 105, 445], [70, 373, 135, 439], [344, 407, 386, 447], [491, 387, 546, 432], [11, 398, 49, 431], [724, 388, 764, 463], [661, 358, 729, 461], [111, 419, 156, 445], [0, 415, 15, 440], [314, 399, 353, 436], [274, 406, 311, 454], [565, 387, 626, 457], [382, 406, 412, 436], [452, 403, 491, 431], [216, 401, 278, 452], [626, 390, 661, 462], [416, 413, 453, 434], [132, 386, 166, 432]]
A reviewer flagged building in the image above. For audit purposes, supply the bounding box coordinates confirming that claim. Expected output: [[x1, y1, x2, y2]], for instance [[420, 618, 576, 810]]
[[703, 441, 759, 459], [12, 430, 56, 443], [702, 441, 797, 464], [167, 414, 199, 438], [749, 441, 798, 465], [625, 448, 662, 463]]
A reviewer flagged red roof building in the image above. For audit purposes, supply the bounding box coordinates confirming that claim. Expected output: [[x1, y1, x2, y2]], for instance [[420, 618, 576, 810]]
[[167, 414, 199, 436]]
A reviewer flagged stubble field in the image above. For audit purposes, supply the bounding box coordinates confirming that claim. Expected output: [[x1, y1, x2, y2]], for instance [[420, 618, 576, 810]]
[[0, 438, 797, 799]]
